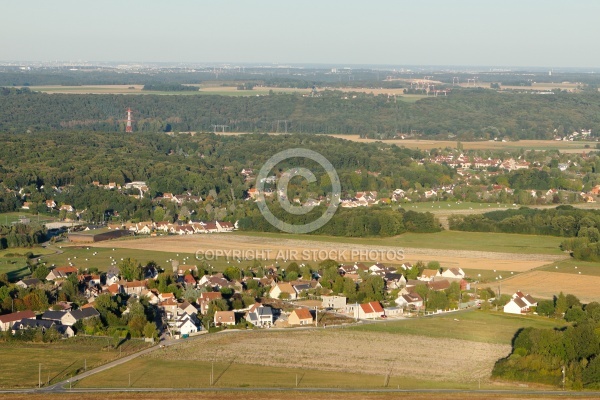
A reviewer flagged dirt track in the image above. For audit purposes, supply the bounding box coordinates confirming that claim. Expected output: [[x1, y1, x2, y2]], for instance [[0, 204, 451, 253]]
[[94, 234, 564, 272]]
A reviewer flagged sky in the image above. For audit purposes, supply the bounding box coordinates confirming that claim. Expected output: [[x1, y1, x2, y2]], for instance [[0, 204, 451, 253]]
[[1, 0, 599, 68]]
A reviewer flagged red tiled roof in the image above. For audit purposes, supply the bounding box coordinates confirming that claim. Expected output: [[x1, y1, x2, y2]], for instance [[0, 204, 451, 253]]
[[292, 308, 312, 320], [0, 310, 36, 323]]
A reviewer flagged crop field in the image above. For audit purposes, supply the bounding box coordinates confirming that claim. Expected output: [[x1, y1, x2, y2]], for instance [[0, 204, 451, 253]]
[[89, 232, 564, 275], [3, 393, 583, 400], [326, 134, 597, 153], [77, 325, 510, 389], [499, 270, 600, 303], [0, 337, 150, 388]]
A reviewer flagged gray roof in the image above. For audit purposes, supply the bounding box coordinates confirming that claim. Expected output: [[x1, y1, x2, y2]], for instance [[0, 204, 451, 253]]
[[71, 308, 100, 320], [19, 278, 41, 286], [42, 310, 67, 321], [12, 318, 55, 330]]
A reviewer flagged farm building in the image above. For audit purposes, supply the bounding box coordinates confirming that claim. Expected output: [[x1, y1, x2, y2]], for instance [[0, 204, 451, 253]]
[[68, 228, 131, 243]]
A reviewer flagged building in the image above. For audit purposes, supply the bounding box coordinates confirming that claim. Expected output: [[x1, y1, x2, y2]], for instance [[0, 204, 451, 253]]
[[288, 308, 313, 326], [214, 311, 236, 326], [0, 310, 36, 331], [245, 303, 274, 328], [321, 295, 347, 310]]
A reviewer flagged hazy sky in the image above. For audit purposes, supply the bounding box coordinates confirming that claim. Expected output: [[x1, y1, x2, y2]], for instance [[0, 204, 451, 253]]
[[1, 0, 598, 67]]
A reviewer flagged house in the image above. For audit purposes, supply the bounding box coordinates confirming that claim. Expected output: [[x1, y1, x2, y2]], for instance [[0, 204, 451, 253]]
[[384, 273, 406, 290], [441, 268, 466, 280], [141, 289, 160, 305], [214, 311, 236, 326], [0, 310, 36, 331], [71, 307, 101, 323], [178, 301, 198, 317], [269, 282, 297, 300], [198, 292, 223, 314], [41, 310, 77, 326], [59, 204, 75, 213], [46, 266, 79, 281], [104, 283, 123, 295], [159, 298, 179, 317], [321, 295, 346, 310], [121, 280, 147, 295], [504, 291, 538, 314], [46, 200, 56, 209], [418, 269, 440, 282], [12, 319, 75, 337], [245, 303, 274, 328], [21, 202, 31, 210], [216, 221, 235, 232], [288, 308, 313, 326], [182, 274, 197, 287], [395, 293, 424, 310], [42, 308, 100, 326], [15, 278, 41, 289], [176, 314, 198, 336], [357, 301, 385, 319], [198, 275, 232, 291], [428, 279, 451, 292]]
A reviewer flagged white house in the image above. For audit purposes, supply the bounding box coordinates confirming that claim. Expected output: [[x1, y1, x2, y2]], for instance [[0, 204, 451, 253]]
[[441, 268, 465, 280], [395, 293, 424, 310], [321, 295, 347, 310], [176, 313, 198, 336], [504, 291, 537, 314]]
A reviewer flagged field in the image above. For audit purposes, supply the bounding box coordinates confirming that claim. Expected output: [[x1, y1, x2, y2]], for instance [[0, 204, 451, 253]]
[[77, 326, 508, 389], [0, 337, 150, 388], [0, 247, 56, 281], [26, 84, 432, 101], [349, 311, 567, 344], [499, 270, 600, 303], [89, 232, 565, 274], [0, 212, 56, 225], [3, 394, 591, 400], [73, 311, 566, 391], [326, 134, 597, 153], [38, 245, 200, 273]]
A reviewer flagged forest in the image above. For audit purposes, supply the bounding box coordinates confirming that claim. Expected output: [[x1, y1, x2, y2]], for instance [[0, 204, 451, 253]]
[[2, 87, 600, 139], [449, 206, 600, 260], [0, 131, 446, 237], [493, 293, 600, 389]]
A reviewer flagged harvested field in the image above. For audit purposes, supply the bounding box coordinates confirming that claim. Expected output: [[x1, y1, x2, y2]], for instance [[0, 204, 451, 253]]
[[499, 270, 600, 303], [146, 329, 509, 384], [93, 234, 564, 273], [326, 134, 597, 153]]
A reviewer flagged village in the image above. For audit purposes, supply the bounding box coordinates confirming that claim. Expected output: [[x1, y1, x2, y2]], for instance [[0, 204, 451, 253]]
[[0, 242, 542, 345]]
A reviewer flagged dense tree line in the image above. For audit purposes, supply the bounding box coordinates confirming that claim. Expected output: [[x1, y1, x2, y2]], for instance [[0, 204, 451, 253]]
[[493, 293, 600, 389], [449, 206, 599, 237], [238, 205, 440, 237], [2, 88, 600, 139], [142, 83, 198, 92], [450, 206, 600, 260], [0, 224, 47, 249]]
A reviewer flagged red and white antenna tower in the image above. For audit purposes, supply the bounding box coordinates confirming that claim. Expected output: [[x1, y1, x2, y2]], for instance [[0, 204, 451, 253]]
[[125, 108, 133, 133]]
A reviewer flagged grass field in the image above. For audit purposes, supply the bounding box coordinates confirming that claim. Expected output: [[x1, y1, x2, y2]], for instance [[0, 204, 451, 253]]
[[0, 247, 56, 281], [539, 258, 600, 277], [0, 337, 150, 388], [39, 245, 201, 273], [0, 212, 56, 225], [74, 311, 564, 391], [349, 310, 567, 345]]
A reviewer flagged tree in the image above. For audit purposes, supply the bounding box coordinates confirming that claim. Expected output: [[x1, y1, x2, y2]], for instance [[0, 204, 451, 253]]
[[143, 322, 158, 340], [555, 292, 568, 316], [119, 258, 143, 281]]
